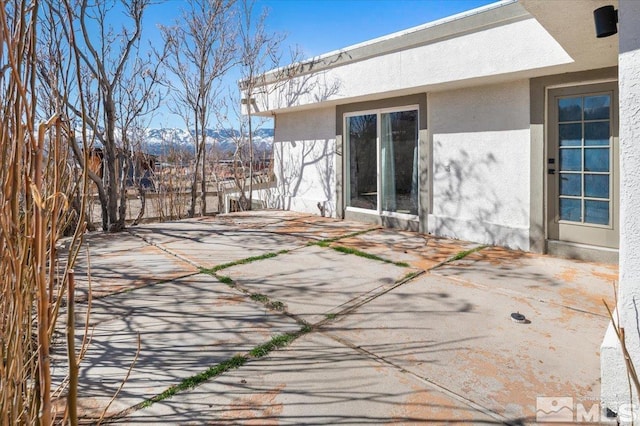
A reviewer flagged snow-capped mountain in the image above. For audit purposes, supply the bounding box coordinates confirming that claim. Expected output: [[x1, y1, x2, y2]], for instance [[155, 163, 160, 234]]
[[143, 128, 274, 156]]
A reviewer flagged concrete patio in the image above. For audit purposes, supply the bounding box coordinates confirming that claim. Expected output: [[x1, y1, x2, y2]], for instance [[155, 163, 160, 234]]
[[52, 210, 618, 424]]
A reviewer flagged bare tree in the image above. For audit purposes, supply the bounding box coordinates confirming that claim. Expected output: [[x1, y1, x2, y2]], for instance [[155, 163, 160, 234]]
[[115, 50, 167, 225], [45, 0, 162, 232], [160, 0, 236, 217], [236, 0, 283, 210]]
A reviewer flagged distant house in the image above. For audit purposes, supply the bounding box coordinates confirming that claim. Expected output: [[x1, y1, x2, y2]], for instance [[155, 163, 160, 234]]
[[87, 148, 157, 191], [243, 0, 640, 417], [128, 151, 157, 190]]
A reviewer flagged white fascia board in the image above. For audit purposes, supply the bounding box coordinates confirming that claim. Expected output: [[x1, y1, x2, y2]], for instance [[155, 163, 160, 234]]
[[249, 14, 573, 115], [247, 0, 524, 89]]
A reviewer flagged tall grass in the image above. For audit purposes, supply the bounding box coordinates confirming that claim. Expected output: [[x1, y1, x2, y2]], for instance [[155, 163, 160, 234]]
[[0, 2, 86, 423]]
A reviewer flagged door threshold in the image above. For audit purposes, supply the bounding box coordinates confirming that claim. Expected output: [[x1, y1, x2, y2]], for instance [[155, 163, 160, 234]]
[[546, 239, 618, 263]]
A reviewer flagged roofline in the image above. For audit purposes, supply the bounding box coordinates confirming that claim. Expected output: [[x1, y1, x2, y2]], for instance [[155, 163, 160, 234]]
[[244, 0, 528, 89], [304, 0, 519, 61]]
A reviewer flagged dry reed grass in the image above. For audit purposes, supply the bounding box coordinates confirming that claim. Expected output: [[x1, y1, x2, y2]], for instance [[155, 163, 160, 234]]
[[1, 2, 87, 423]]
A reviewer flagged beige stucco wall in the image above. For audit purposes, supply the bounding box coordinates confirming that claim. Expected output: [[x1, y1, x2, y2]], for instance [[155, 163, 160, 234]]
[[601, 0, 640, 417], [257, 16, 571, 114], [271, 81, 532, 249], [270, 106, 337, 217], [428, 79, 531, 250]]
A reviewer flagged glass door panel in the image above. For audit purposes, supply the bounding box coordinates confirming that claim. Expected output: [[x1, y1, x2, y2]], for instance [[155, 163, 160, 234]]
[[347, 114, 377, 210], [557, 94, 611, 226], [380, 110, 418, 215]]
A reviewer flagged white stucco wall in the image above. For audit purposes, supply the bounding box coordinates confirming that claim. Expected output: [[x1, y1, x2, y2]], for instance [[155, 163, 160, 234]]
[[257, 17, 571, 114], [602, 0, 640, 419], [270, 107, 337, 217], [428, 80, 531, 250]]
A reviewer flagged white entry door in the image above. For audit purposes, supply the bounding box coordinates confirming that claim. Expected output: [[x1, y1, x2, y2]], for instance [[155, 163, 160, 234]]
[[547, 83, 619, 248]]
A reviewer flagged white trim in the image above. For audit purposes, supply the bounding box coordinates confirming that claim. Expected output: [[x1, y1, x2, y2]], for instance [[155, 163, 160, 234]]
[[344, 206, 420, 221], [545, 78, 618, 91], [345, 206, 377, 215], [381, 210, 420, 221], [343, 104, 421, 119]]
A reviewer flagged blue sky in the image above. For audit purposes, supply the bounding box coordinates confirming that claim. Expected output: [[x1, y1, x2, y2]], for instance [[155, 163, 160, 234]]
[[256, 0, 495, 56], [147, 0, 495, 128]]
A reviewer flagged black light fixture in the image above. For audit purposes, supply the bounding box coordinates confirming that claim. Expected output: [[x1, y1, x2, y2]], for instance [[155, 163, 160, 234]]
[[594, 5, 618, 38]]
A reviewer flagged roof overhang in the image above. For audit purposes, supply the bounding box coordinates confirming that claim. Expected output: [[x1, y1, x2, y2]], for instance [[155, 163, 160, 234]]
[[252, 0, 530, 85], [246, 0, 620, 116], [518, 0, 619, 70], [251, 0, 528, 87]]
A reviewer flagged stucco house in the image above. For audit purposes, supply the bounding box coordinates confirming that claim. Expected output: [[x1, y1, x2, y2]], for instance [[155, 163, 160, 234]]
[[242, 0, 640, 418]]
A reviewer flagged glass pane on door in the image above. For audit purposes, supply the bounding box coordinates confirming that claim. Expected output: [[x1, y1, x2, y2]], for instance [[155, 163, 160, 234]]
[[556, 94, 611, 226], [380, 110, 418, 215]]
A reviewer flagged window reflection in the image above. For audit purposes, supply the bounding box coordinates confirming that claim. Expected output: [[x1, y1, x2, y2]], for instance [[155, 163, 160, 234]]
[[585, 122, 610, 146], [559, 123, 582, 146], [584, 200, 609, 225], [557, 93, 611, 226], [584, 174, 609, 198], [347, 115, 377, 210], [381, 111, 418, 215], [558, 97, 582, 122], [584, 95, 610, 120], [560, 198, 581, 222]]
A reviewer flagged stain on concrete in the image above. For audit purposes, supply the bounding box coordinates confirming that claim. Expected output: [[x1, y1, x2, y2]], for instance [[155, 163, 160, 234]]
[[219, 383, 285, 425]]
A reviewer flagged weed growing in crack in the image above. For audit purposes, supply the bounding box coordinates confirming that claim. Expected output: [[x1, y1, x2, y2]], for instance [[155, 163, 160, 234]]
[[216, 275, 234, 286], [267, 300, 285, 311], [300, 324, 312, 333], [449, 245, 487, 262], [330, 245, 409, 267], [140, 355, 247, 408], [308, 228, 380, 247], [200, 250, 289, 275], [249, 333, 297, 358], [138, 324, 312, 410], [250, 293, 285, 311], [250, 293, 269, 303]]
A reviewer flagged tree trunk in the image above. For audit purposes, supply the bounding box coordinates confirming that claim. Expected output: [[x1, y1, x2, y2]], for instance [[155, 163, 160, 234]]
[[104, 95, 123, 231], [188, 165, 198, 218], [188, 130, 203, 218], [117, 151, 129, 229], [248, 110, 253, 210], [133, 184, 146, 225], [98, 187, 109, 231], [216, 178, 224, 214], [200, 135, 207, 216]]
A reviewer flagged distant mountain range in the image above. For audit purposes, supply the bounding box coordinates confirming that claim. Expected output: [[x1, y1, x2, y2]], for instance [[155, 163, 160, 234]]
[[142, 128, 274, 156]]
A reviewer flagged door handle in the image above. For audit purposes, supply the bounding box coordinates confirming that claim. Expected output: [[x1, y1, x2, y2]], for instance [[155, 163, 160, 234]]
[[548, 168, 556, 175]]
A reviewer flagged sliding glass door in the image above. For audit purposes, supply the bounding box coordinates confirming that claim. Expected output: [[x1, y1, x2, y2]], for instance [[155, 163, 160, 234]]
[[346, 107, 419, 217]]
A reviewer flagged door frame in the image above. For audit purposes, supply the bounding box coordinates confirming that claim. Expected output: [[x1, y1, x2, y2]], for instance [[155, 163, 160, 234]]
[[545, 82, 619, 249], [335, 94, 428, 232]]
